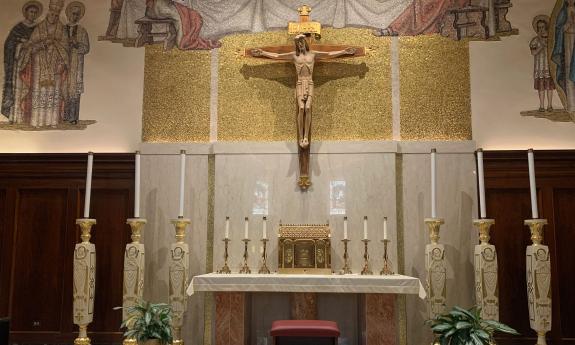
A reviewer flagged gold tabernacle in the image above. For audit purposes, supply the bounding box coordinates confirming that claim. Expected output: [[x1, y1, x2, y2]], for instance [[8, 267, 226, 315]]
[[278, 224, 331, 274]]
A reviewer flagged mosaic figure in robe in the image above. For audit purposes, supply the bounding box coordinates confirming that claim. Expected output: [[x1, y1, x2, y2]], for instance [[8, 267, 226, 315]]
[[251, 35, 355, 149], [64, 1, 90, 125], [552, 0, 575, 112], [1, 1, 42, 119], [15, 0, 69, 127]]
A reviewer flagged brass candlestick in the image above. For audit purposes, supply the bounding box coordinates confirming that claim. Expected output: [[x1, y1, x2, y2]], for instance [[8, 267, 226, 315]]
[[218, 238, 231, 274], [339, 239, 352, 274], [239, 239, 251, 274], [259, 238, 271, 274], [361, 239, 372, 275], [380, 239, 394, 275]]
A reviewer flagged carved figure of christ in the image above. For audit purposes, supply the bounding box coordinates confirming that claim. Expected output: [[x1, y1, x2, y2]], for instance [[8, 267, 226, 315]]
[[251, 35, 356, 149]]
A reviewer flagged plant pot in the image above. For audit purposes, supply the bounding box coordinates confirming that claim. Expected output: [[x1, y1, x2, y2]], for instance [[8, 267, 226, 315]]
[[141, 339, 161, 345]]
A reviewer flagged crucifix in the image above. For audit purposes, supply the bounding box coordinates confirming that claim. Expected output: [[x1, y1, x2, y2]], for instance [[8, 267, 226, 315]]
[[245, 5, 365, 190]]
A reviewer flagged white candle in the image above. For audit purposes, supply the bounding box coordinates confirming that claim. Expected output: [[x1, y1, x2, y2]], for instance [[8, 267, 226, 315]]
[[244, 217, 249, 239], [431, 148, 437, 218], [83, 152, 94, 218], [363, 216, 368, 240], [178, 150, 186, 218], [134, 151, 141, 218], [343, 216, 348, 240], [477, 149, 486, 219], [225, 216, 230, 239], [527, 149, 539, 219], [262, 217, 267, 239], [383, 217, 388, 240]]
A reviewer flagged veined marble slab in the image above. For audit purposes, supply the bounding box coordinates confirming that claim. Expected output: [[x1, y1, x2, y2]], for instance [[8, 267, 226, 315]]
[[188, 273, 426, 297]]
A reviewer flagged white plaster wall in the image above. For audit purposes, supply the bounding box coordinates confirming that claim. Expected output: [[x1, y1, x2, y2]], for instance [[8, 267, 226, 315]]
[[0, 0, 143, 152]]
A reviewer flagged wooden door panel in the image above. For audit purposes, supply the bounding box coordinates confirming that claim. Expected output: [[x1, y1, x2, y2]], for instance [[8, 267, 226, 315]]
[[0, 188, 8, 317], [10, 189, 69, 333], [487, 188, 533, 341], [88, 188, 131, 338], [552, 189, 575, 339]]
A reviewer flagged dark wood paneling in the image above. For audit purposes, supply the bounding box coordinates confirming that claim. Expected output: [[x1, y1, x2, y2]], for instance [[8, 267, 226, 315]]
[[89, 189, 131, 336], [487, 189, 533, 340], [484, 150, 575, 345], [0, 154, 133, 345], [552, 189, 575, 339], [10, 189, 69, 333]]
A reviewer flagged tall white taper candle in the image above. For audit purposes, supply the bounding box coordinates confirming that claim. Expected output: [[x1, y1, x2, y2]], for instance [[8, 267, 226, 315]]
[[363, 216, 368, 240], [225, 216, 230, 239], [431, 148, 437, 218], [134, 151, 141, 218], [527, 149, 539, 219], [343, 216, 348, 240], [383, 217, 388, 240], [477, 149, 486, 219], [262, 217, 267, 239], [244, 217, 249, 239], [83, 152, 94, 218], [178, 150, 186, 218]]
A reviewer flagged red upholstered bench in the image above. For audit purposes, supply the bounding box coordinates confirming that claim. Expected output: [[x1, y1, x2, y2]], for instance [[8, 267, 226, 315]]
[[270, 320, 340, 345]]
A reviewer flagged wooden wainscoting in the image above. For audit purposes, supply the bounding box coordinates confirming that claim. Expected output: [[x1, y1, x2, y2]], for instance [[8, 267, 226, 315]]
[[0, 154, 134, 344], [484, 150, 575, 345]]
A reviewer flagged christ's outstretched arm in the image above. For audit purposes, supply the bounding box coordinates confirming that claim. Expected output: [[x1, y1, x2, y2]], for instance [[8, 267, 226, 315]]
[[251, 48, 294, 60], [313, 47, 356, 59]]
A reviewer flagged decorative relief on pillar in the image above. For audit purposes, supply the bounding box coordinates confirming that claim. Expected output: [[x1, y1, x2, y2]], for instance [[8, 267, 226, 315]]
[[73, 243, 96, 325], [169, 218, 191, 345], [123, 243, 145, 319], [473, 219, 499, 321], [73, 218, 96, 345], [474, 244, 499, 320], [526, 246, 552, 335], [123, 219, 146, 321], [424, 218, 446, 319], [290, 293, 318, 320], [525, 219, 551, 345]]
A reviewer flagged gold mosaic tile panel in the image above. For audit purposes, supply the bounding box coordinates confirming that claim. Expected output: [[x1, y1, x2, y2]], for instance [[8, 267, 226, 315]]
[[218, 28, 393, 141], [399, 35, 471, 140], [142, 45, 211, 142]]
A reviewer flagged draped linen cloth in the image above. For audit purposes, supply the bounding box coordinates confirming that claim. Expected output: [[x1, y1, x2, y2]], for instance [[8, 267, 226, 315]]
[[116, 0, 444, 41]]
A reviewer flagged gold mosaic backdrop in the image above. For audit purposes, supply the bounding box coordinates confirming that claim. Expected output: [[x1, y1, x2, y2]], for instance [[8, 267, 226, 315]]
[[399, 35, 471, 140], [217, 28, 393, 141], [142, 45, 211, 142]]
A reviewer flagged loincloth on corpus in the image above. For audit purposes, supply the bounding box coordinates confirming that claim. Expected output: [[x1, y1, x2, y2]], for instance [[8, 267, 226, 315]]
[[296, 80, 314, 100]]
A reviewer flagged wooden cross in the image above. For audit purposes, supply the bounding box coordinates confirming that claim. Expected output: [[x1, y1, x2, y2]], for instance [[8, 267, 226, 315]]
[[245, 5, 365, 190]]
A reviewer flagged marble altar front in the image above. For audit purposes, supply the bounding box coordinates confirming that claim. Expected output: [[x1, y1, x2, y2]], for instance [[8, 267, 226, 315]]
[[189, 273, 426, 345]]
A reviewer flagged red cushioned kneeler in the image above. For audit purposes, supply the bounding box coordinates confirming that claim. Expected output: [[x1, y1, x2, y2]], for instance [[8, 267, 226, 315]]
[[271, 320, 340, 345]]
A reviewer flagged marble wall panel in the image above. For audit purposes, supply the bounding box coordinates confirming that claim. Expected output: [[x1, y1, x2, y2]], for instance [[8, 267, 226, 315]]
[[212, 147, 398, 275], [400, 142, 477, 345], [140, 151, 209, 345]]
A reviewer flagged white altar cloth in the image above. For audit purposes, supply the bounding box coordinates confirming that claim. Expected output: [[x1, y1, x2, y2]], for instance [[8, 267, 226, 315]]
[[187, 273, 426, 298]]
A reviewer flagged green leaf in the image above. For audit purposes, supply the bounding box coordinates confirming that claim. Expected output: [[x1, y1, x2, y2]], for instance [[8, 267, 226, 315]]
[[432, 324, 453, 333], [455, 321, 472, 330]]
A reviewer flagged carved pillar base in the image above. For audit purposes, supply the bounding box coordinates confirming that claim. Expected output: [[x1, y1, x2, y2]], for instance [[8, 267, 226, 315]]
[[360, 294, 397, 345], [290, 292, 318, 319], [123, 218, 146, 321], [525, 219, 551, 345], [473, 219, 499, 321], [215, 292, 250, 345]]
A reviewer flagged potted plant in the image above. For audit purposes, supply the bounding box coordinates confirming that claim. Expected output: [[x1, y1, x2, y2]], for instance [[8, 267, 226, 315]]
[[116, 300, 173, 345], [427, 306, 519, 345]]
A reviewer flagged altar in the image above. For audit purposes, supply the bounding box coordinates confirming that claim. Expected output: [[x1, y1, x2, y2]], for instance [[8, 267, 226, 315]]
[[188, 273, 426, 345]]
